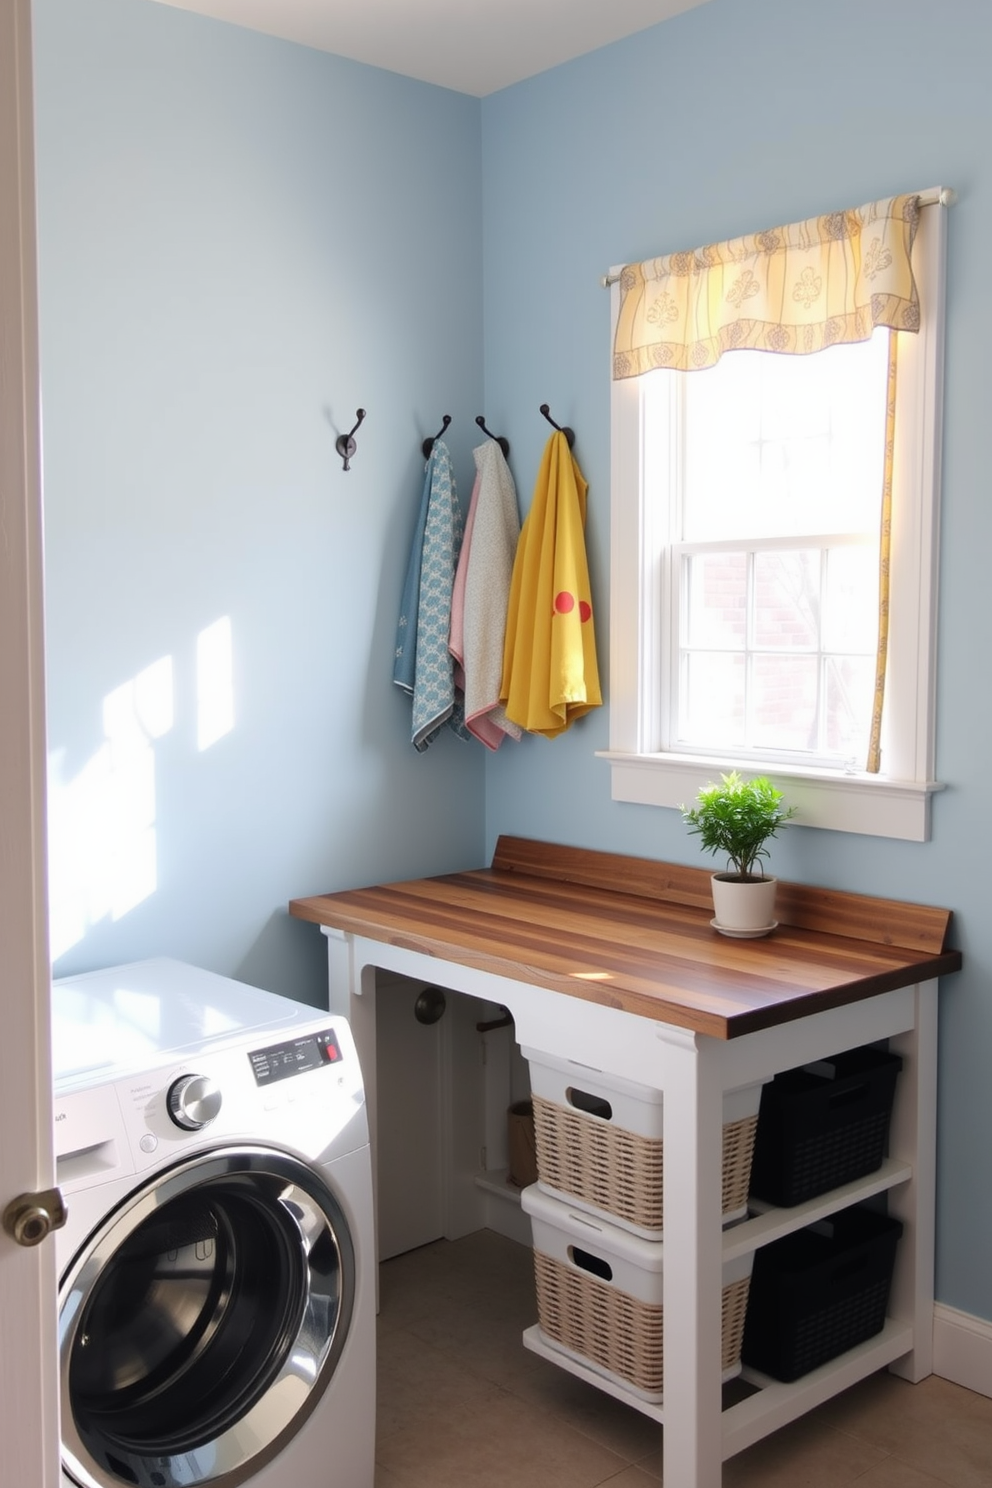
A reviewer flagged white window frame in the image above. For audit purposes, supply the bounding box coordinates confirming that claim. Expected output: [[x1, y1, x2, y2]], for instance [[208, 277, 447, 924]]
[[600, 195, 949, 842]]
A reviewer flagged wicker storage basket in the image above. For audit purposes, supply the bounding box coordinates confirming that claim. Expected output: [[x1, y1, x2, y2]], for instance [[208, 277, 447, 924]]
[[524, 1047, 763, 1238], [522, 1184, 753, 1403]]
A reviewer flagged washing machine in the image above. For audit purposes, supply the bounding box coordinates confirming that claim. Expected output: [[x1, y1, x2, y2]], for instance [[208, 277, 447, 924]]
[[51, 958, 376, 1488]]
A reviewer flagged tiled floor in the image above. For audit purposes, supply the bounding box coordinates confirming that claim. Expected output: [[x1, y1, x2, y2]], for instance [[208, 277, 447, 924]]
[[373, 1228, 992, 1488]]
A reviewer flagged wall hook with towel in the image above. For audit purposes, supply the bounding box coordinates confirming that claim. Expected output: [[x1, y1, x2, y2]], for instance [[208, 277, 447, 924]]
[[422, 414, 452, 459], [475, 414, 510, 458], [336, 408, 366, 471], [540, 404, 575, 449]]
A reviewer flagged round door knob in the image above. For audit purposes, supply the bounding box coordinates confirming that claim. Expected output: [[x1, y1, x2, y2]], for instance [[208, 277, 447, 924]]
[[12, 1204, 52, 1246], [167, 1074, 222, 1130], [3, 1188, 67, 1247]]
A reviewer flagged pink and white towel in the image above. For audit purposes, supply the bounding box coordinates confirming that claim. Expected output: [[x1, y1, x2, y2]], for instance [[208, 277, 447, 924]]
[[450, 439, 522, 750]]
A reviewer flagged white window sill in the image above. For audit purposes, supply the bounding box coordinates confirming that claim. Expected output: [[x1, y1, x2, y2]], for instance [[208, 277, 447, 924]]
[[597, 751, 944, 843]]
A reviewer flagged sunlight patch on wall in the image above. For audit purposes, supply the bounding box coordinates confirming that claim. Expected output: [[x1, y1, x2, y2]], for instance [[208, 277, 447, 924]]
[[48, 656, 174, 961], [197, 616, 234, 751]]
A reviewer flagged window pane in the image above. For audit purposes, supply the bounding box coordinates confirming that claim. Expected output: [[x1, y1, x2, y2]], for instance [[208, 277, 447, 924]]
[[680, 542, 880, 761], [680, 653, 745, 747], [677, 332, 890, 542], [824, 655, 874, 757], [823, 546, 879, 653], [685, 552, 747, 647], [753, 550, 820, 650], [750, 654, 818, 751]]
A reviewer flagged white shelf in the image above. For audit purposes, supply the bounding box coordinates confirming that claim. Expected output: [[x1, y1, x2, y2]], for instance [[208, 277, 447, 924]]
[[523, 1324, 667, 1424], [513, 1159, 912, 1263], [474, 1167, 524, 1205], [475, 1168, 533, 1245], [723, 1318, 914, 1457], [523, 1317, 915, 1452], [722, 1158, 913, 1263]]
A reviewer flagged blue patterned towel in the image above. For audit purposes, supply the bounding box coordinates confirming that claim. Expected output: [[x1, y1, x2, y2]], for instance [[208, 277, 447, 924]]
[[393, 440, 468, 751], [393, 455, 433, 696]]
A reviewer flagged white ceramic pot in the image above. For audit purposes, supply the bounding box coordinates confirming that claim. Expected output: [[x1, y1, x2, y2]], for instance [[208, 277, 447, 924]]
[[710, 874, 778, 937]]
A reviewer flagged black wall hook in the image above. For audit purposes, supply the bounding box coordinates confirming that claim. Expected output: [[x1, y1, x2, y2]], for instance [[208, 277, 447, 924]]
[[475, 414, 510, 458], [336, 408, 366, 471], [540, 404, 575, 449], [422, 414, 452, 460]]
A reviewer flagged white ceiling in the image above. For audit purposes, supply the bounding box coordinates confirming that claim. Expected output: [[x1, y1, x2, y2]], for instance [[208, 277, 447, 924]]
[[151, 0, 714, 96]]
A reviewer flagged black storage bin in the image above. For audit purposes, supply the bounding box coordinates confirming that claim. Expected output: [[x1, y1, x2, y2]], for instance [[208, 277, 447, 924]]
[[749, 1046, 902, 1207], [741, 1205, 903, 1382]]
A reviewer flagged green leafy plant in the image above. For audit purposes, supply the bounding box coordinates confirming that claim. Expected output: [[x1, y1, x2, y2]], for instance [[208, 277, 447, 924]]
[[680, 771, 796, 880]]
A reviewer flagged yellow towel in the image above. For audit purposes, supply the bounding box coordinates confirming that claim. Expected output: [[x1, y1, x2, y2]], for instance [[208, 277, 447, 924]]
[[500, 430, 602, 737]]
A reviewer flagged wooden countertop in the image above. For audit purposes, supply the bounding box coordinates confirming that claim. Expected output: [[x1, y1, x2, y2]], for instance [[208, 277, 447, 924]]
[[290, 837, 962, 1039]]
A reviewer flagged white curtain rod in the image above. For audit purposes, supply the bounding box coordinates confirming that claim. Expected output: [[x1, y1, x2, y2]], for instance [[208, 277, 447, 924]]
[[600, 186, 957, 288]]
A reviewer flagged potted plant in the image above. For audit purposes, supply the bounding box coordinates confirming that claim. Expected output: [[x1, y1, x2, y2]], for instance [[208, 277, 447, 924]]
[[680, 771, 796, 937]]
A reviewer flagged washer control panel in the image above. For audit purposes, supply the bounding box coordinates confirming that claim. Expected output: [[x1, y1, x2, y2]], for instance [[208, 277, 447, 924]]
[[248, 1029, 342, 1086], [54, 1013, 364, 1183]]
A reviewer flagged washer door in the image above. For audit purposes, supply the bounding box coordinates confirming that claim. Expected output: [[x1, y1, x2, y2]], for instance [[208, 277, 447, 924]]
[[59, 1145, 356, 1488]]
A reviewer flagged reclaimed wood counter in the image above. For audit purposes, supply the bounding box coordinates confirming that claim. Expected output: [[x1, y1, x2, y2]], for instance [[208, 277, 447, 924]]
[[289, 837, 962, 1488], [290, 835, 961, 1039]]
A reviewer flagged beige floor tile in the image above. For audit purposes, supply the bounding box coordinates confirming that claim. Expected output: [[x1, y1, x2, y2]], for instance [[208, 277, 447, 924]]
[[431, 1236, 536, 1305], [817, 1372, 992, 1488], [376, 1240, 457, 1334], [400, 1279, 538, 1388], [632, 1446, 662, 1482], [595, 1468, 662, 1487], [505, 1352, 664, 1464], [430, 1226, 534, 1283], [376, 1387, 630, 1488], [378, 1232, 534, 1329], [722, 1409, 889, 1486], [373, 1467, 406, 1488], [376, 1326, 505, 1441], [847, 1460, 969, 1488]]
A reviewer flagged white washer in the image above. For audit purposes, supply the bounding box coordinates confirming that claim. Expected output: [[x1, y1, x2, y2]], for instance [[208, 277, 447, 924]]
[[52, 958, 375, 1488]]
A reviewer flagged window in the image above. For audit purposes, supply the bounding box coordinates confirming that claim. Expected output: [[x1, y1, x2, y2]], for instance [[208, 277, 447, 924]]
[[661, 334, 891, 765], [603, 193, 949, 841]]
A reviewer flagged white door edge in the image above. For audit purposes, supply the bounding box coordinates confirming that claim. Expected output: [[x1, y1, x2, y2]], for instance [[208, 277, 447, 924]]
[[0, 1, 60, 1482]]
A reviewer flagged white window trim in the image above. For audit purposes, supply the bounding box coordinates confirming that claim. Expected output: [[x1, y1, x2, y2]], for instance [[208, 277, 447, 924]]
[[600, 194, 949, 843]]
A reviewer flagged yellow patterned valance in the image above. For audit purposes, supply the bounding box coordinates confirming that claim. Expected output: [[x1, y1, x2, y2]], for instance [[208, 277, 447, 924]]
[[613, 194, 921, 379]]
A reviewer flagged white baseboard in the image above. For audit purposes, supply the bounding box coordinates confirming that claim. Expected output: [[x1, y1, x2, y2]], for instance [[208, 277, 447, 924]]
[[933, 1303, 992, 1399]]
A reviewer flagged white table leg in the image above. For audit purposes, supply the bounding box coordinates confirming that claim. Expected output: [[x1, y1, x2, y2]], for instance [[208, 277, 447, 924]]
[[887, 979, 938, 1382], [661, 1029, 726, 1487]]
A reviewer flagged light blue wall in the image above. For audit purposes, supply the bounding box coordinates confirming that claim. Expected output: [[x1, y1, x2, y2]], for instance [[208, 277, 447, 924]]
[[33, 0, 487, 1007], [481, 0, 992, 1322]]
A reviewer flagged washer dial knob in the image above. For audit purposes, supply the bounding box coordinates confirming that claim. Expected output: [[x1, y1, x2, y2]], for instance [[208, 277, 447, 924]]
[[167, 1074, 222, 1131]]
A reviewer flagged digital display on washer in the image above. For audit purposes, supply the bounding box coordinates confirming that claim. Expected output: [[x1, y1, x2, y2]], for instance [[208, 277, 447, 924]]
[[248, 1030, 342, 1085]]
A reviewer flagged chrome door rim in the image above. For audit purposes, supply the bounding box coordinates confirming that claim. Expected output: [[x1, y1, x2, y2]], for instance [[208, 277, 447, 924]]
[[59, 1144, 355, 1488]]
